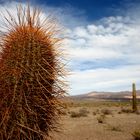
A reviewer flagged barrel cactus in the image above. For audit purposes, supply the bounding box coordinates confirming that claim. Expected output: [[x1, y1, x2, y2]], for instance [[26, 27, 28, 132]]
[[0, 5, 66, 140]]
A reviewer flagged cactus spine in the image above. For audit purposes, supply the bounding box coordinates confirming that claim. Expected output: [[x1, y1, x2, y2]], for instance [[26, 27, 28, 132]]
[[132, 83, 137, 112], [0, 5, 66, 140]]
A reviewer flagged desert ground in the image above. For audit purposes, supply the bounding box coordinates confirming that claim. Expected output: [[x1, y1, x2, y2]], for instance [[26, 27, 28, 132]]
[[53, 99, 140, 140]]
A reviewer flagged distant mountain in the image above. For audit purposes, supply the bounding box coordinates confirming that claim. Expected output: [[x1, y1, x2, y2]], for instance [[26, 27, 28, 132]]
[[69, 90, 140, 101]]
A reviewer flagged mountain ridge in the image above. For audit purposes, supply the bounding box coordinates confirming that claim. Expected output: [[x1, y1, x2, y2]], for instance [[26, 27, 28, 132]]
[[69, 90, 140, 100]]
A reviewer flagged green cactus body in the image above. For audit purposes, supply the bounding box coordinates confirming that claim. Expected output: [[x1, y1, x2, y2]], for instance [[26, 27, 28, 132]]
[[132, 83, 137, 112], [0, 5, 66, 140]]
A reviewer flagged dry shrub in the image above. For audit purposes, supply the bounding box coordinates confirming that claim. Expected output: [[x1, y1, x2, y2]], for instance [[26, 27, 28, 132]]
[[70, 108, 89, 118], [121, 108, 140, 114], [70, 111, 81, 118], [107, 124, 122, 132], [0, 5, 66, 140], [97, 114, 106, 123], [135, 111, 140, 115], [93, 112, 97, 116], [93, 109, 100, 116], [79, 108, 89, 116], [132, 130, 140, 140], [101, 109, 112, 115], [118, 111, 122, 114], [121, 108, 133, 113]]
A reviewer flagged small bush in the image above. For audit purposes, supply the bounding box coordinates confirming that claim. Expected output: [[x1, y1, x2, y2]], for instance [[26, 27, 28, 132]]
[[97, 114, 106, 123], [101, 109, 112, 115], [132, 130, 140, 140], [96, 109, 100, 113], [93, 109, 100, 116], [70, 108, 89, 118], [93, 112, 97, 115], [70, 111, 81, 118], [136, 111, 140, 115], [79, 108, 89, 117], [107, 125, 122, 132], [121, 108, 133, 113], [68, 111, 71, 114], [118, 111, 122, 114]]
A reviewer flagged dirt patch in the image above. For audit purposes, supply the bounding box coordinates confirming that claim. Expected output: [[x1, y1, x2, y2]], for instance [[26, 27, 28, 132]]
[[53, 101, 140, 140]]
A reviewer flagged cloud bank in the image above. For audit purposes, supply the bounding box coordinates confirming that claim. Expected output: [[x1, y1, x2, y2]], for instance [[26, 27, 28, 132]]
[[65, 15, 140, 95], [0, 1, 140, 95]]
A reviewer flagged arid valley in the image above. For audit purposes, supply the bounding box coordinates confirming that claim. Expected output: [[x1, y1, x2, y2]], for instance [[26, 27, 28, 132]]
[[53, 91, 140, 140]]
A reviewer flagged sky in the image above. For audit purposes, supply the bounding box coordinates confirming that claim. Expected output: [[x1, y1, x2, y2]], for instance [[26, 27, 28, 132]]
[[0, 0, 140, 95]]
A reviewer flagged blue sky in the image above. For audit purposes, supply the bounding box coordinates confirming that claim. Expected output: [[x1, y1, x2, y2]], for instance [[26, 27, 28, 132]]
[[32, 0, 140, 20], [26, 0, 140, 19], [33, 0, 122, 20], [0, 0, 140, 95]]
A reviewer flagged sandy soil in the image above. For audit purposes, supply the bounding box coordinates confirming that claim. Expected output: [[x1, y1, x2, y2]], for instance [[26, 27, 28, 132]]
[[53, 102, 140, 140]]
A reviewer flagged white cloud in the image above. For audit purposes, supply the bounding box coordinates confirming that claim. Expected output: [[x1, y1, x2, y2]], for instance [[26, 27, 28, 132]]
[[64, 14, 140, 63], [67, 14, 140, 60], [64, 14, 140, 95], [68, 65, 140, 95], [0, 2, 140, 95]]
